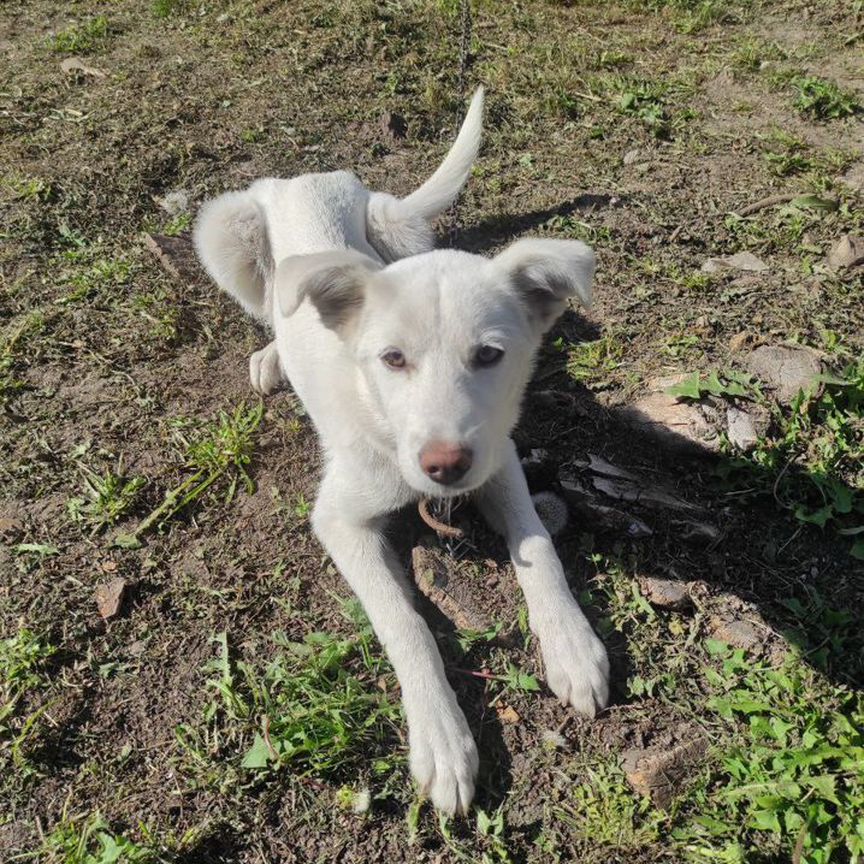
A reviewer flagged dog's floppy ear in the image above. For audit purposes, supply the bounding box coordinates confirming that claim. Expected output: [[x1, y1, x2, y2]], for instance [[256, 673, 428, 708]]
[[276, 250, 382, 331], [494, 238, 595, 333], [194, 190, 272, 323]]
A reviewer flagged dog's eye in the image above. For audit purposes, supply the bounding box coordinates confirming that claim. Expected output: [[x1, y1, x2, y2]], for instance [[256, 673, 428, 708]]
[[381, 349, 406, 369], [474, 345, 504, 368]]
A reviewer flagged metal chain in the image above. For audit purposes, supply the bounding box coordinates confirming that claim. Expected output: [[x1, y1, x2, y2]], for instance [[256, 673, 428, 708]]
[[447, 0, 473, 248]]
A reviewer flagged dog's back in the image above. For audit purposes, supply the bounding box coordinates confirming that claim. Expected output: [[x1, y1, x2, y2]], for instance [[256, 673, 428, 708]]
[[194, 88, 484, 326]]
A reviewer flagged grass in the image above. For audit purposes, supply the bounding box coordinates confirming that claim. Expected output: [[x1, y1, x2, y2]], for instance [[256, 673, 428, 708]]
[[563, 335, 624, 388], [676, 643, 864, 863], [176, 601, 401, 788], [27, 812, 171, 864], [2, 0, 863, 861], [67, 462, 146, 535], [50, 16, 110, 54], [0, 311, 45, 405], [670, 357, 864, 557], [0, 628, 55, 784], [117, 401, 263, 546], [589, 557, 864, 864], [791, 76, 862, 121]]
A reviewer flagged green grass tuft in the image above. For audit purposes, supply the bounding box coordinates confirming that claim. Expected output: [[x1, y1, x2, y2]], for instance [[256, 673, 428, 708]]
[[50, 16, 110, 54], [791, 76, 862, 121]]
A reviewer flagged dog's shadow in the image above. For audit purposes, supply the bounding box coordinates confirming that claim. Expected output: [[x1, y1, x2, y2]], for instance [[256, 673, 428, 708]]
[[372, 209, 864, 818]]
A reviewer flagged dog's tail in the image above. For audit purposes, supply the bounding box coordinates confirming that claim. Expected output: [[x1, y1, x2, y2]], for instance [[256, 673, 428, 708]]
[[366, 86, 484, 261]]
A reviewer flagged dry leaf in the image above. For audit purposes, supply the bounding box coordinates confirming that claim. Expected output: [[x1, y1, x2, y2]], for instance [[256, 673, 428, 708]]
[[61, 57, 106, 78]]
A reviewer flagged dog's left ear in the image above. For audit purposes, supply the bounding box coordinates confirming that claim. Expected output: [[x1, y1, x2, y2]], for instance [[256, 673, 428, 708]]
[[276, 251, 382, 331], [494, 238, 595, 333]]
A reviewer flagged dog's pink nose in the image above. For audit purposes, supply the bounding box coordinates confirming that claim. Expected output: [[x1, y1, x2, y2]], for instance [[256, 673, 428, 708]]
[[419, 442, 473, 485]]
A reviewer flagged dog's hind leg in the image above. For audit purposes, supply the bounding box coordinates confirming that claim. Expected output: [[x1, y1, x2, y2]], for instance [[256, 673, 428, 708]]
[[311, 462, 479, 815], [476, 440, 610, 717], [249, 340, 284, 395]]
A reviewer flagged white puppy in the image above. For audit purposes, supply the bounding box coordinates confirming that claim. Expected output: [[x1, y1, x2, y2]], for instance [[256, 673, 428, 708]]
[[194, 88, 609, 815]]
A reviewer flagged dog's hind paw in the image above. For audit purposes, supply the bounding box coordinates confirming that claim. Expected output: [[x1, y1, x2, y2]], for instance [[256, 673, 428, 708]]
[[536, 602, 610, 718], [249, 342, 283, 395], [408, 703, 479, 815]]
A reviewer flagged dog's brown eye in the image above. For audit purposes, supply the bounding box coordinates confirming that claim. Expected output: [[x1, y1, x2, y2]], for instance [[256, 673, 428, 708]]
[[474, 345, 504, 367], [381, 349, 406, 369]]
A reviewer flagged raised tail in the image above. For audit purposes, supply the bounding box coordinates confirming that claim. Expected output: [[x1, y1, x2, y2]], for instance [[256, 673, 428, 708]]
[[400, 86, 484, 220], [366, 87, 485, 261]]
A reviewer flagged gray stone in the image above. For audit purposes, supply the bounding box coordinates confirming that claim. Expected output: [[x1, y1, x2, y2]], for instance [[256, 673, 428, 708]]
[[726, 404, 770, 451], [746, 345, 824, 403]]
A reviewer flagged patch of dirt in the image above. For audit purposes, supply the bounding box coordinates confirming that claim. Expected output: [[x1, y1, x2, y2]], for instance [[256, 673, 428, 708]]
[[1, 1, 862, 862]]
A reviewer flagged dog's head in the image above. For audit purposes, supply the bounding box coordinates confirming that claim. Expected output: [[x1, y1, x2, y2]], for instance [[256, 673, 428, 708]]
[[277, 239, 594, 496]]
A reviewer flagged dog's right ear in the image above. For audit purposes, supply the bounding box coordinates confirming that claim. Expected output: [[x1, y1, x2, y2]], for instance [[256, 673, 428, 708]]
[[276, 251, 382, 331]]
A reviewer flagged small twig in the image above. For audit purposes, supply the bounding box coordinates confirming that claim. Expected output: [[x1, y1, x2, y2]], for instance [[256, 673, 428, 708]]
[[736, 193, 798, 217], [418, 498, 464, 539], [262, 715, 279, 762], [771, 457, 793, 509], [791, 818, 809, 864]]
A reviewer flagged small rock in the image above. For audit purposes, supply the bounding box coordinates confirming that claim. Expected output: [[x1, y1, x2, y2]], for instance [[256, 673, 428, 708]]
[[701, 251, 768, 274], [94, 577, 127, 620], [827, 235, 864, 270], [638, 577, 691, 610], [726, 404, 770, 451], [708, 616, 761, 650], [745, 344, 824, 403], [623, 148, 641, 166], [378, 111, 407, 141], [728, 331, 752, 353], [622, 734, 708, 808], [128, 639, 147, 656]]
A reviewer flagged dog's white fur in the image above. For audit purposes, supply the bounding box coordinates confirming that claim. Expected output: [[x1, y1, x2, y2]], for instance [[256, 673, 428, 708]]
[[194, 88, 609, 814]]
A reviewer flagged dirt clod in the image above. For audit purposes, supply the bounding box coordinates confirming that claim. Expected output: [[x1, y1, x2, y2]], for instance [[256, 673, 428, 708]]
[[621, 733, 708, 809], [708, 615, 762, 650], [728, 331, 752, 353], [60, 57, 106, 78], [378, 111, 407, 141], [638, 577, 692, 610], [827, 235, 864, 269], [726, 404, 770, 451], [94, 578, 127, 620], [701, 251, 768, 273]]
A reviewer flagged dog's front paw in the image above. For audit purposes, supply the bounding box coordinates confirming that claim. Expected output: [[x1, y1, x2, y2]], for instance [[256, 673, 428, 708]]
[[407, 699, 479, 815], [535, 602, 610, 718], [249, 343, 283, 395]]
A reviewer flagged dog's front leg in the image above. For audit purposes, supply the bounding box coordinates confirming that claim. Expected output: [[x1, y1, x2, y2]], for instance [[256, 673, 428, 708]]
[[312, 466, 478, 814], [249, 340, 283, 395], [477, 441, 609, 717]]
